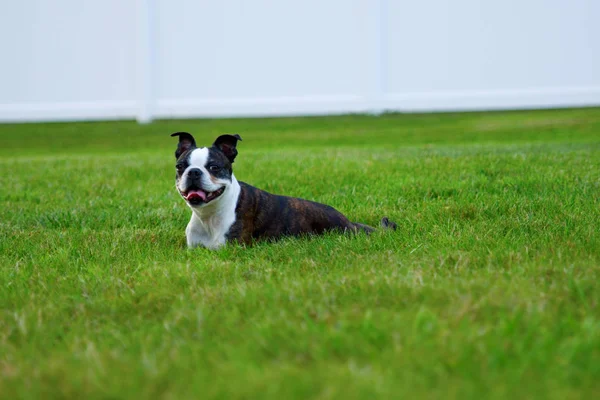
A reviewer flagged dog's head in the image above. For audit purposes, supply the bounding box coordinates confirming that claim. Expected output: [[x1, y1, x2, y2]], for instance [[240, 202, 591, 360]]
[[171, 132, 242, 207]]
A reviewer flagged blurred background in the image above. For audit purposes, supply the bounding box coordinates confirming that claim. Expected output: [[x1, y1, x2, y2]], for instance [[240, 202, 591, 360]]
[[0, 0, 598, 124]]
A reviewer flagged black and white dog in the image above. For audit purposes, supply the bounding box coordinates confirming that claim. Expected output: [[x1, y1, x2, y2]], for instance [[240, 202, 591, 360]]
[[172, 132, 395, 249]]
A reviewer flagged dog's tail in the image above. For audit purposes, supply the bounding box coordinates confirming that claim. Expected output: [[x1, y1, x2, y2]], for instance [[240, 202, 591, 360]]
[[352, 217, 397, 234], [380, 216, 397, 231]]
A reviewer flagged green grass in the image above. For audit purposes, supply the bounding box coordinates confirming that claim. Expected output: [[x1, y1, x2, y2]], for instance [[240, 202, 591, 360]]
[[1, 108, 599, 399]]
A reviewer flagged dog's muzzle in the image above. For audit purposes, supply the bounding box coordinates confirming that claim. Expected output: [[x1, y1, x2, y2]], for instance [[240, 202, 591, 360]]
[[180, 186, 225, 205]]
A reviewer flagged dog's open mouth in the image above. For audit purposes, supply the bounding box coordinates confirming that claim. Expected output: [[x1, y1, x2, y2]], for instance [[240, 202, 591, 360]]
[[181, 186, 225, 205]]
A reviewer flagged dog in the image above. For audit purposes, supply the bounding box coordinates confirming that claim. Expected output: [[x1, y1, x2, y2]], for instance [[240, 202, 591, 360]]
[[171, 132, 396, 249]]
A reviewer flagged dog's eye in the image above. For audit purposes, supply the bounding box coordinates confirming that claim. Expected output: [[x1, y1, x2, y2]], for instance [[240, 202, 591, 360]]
[[208, 165, 221, 172], [176, 164, 184, 172]]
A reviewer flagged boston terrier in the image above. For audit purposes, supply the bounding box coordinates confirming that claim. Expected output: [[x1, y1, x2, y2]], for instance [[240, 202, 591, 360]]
[[171, 132, 396, 249]]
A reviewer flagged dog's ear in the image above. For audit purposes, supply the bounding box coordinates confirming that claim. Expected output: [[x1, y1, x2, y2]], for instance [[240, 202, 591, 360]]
[[171, 132, 197, 159], [213, 134, 242, 163]]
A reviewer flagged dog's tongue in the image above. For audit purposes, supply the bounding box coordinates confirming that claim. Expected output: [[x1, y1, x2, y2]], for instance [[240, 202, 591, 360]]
[[186, 189, 207, 201]]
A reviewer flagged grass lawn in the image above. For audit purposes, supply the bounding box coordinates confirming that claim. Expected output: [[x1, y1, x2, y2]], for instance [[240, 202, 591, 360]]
[[1, 108, 599, 399]]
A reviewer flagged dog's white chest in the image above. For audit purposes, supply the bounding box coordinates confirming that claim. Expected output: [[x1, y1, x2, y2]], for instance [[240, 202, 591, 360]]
[[186, 215, 232, 249], [185, 179, 240, 249]]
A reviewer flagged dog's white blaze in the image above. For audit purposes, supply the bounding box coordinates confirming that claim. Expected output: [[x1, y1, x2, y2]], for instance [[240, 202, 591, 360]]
[[181, 147, 240, 250], [179, 147, 219, 193], [189, 147, 209, 168]]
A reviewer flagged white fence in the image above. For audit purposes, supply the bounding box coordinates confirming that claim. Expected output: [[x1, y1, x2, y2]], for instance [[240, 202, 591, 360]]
[[1, 0, 599, 123]]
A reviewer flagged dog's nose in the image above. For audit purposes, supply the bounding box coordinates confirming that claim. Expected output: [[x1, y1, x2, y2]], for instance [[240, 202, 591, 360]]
[[187, 168, 202, 179]]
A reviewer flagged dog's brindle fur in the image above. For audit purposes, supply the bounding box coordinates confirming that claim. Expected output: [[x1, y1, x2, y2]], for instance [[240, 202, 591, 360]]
[[172, 132, 395, 249], [227, 182, 363, 244]]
